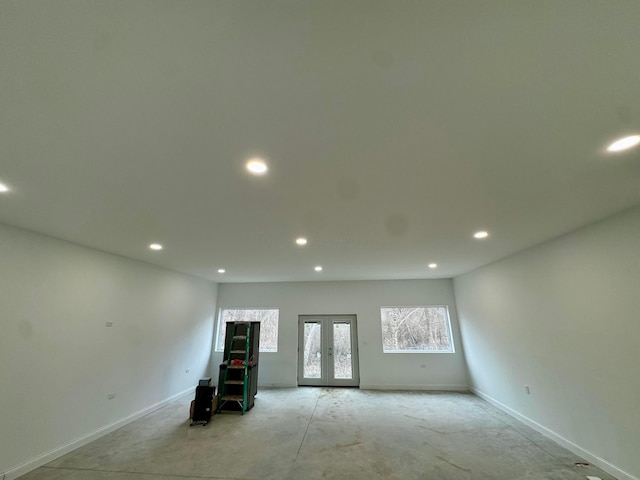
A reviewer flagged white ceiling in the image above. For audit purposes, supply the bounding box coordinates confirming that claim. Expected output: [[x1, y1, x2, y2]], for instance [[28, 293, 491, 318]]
[[1, 1, 639, 282]]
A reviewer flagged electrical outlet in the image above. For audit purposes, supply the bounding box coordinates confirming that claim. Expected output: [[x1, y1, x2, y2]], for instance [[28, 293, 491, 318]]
[[105, 321, 113, 327], [185, 369, 190, 374], [524, 385, 530, 395], [108, 393, 116, 400]]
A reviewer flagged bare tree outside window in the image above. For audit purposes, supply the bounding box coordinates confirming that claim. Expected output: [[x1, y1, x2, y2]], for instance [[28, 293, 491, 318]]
[[380, 306, 454, 353], [303, 322, 321, 378], [216, 309, 279, 352]]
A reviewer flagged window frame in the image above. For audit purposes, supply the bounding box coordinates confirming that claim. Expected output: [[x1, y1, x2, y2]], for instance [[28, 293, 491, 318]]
[[214, 307, 279, 353], [379, 305, 455, 354]]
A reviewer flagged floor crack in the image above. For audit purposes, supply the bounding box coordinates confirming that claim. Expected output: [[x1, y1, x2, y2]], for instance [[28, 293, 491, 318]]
[[435, 455, 472, 473], [295, 390, 321, 459]]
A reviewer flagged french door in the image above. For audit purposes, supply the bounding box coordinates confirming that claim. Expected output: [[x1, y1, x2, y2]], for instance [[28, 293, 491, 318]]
[[298, 315, 359, 387]]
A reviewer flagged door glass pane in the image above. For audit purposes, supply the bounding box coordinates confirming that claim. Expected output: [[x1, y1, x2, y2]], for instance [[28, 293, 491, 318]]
[[303, 322, 322, 378], [333, 322, 352, 379]]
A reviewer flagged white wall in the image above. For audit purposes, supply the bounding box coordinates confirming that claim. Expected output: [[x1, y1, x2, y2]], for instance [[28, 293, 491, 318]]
[[0, 224, 217, 479], [212, 279, 467, 390], [453, 206, 640, 480]]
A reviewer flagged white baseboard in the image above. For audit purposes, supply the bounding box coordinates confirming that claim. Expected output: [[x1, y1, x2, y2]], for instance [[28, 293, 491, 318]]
[[258, 383, 298, 388], [3, 385, 196, 480], [257, 384, 470, 391], [360, 384, 469, 391], [471, 387, 638, 480]]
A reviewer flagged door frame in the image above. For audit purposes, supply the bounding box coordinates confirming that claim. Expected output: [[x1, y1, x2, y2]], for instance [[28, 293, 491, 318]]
[[297, 314, 360, 387]]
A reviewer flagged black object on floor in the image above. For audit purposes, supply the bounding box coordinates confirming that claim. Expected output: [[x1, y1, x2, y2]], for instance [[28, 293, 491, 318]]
[[190, 385, 215, 426], [198, 377, 212, 386]]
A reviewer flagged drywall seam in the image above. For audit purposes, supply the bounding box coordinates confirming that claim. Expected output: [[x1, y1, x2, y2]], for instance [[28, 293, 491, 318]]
[[471, 387, 639, 480], [3, 385, 197, 480], [359, 384, 469, 391]]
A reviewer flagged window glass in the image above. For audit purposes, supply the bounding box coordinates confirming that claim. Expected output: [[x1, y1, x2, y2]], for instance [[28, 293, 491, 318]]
[[380, 306, 454, 353], [216, 308, 279, 352]]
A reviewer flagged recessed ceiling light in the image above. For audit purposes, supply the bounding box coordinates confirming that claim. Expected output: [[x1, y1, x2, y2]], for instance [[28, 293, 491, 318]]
[[606, 134, 640, 153], [473, 231, 489, 239], [246, 158, 268, 175], [0, 183, 9, 193], [217, 268, 226, 274], [149, 243, 163, 250], [428, 263, 438, 269], [296, 237, 308, 246], [314, 265, 323, 272]]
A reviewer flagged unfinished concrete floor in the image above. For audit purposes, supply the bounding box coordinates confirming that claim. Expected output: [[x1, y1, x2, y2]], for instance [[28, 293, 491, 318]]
[[19, 388, 615, 480]]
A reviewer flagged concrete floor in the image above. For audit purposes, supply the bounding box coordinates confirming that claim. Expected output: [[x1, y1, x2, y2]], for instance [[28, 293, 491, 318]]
[[19, 388, 615, 480]]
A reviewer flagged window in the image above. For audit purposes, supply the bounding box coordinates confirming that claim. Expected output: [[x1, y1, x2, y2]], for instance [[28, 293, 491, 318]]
[[380, 306, 454, 353], [215, 308, 279, 352]]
